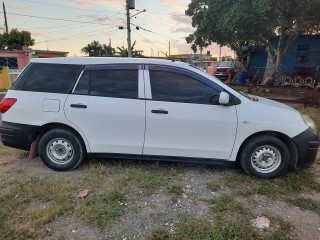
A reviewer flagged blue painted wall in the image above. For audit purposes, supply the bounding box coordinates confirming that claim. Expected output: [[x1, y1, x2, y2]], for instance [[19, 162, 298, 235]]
[[248, 35, 320, 79]]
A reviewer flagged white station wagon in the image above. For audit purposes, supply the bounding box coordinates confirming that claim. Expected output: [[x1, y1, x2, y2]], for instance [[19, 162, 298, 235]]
[[0, 57, 318, 178]]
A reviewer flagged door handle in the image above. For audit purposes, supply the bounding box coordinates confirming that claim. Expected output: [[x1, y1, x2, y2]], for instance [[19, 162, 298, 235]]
[[151, 109, 168, 114], [70, 104, 87, 109]]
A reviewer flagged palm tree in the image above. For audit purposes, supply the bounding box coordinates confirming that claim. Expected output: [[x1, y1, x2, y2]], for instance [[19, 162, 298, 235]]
[[115, 41, 143, 57], [81, 40, 102, 56]]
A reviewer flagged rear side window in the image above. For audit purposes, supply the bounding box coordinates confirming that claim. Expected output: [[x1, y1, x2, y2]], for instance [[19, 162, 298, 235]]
[[74, 68, 138, 99], [12, 63, 83, 93]]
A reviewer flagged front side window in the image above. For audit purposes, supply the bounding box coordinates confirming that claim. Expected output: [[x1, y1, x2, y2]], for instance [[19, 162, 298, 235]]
[[149, 68, 220, 104], [12, 63, 83, 93], [74, 68, 138, 99]]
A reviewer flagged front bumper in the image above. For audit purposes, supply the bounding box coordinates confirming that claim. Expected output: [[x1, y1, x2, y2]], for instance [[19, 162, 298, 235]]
[[214, 73, 228, 81], [0, 121, 37, 151], [292, 127, 319, 169]]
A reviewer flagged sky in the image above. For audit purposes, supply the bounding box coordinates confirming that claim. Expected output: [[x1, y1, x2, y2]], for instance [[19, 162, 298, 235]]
[[3, 0, 233, 58]]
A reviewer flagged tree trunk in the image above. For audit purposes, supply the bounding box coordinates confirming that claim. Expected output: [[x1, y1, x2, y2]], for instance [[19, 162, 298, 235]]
[[262, 46, 277, 85]]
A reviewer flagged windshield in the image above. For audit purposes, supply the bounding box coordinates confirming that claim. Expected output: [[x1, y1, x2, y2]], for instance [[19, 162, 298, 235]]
[[218, 61, 233, 67]]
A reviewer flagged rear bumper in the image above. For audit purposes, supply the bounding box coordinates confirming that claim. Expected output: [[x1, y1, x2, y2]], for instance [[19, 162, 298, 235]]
[[292, 127, 319, 169], [0, 121, 37, 151]]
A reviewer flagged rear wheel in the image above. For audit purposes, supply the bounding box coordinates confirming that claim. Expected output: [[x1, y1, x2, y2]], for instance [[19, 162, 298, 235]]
[[240, 136, 289, 178], [38, 128, 85, 171]]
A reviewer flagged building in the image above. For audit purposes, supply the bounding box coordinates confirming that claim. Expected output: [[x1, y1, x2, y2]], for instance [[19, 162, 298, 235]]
[[0, 49, 69, 82], [248, 35, 320, 82]]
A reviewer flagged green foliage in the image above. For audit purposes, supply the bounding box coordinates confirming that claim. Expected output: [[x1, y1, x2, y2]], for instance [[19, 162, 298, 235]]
[[0, 28, 35, 50], [186, 0, 320, 70], [115, 41, 144, 57], [81, 40, 115, 56]]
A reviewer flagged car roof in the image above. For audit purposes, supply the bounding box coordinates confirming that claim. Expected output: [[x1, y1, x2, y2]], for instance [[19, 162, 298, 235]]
[[31, 57, 188, 67]]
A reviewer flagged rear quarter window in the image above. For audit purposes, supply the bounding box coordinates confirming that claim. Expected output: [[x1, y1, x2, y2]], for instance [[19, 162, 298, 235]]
[[12, 63, 83, 93]]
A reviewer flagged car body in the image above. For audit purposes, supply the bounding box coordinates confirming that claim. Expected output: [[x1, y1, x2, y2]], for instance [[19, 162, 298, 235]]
[[0, 57, 318, 178], [214, 61, 245, 81]]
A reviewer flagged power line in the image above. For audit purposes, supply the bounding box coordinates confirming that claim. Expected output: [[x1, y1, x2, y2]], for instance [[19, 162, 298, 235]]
[[37, 26, 118, 43], [67, 0, 126, 13], [133, 28, 167, 57], [0, 11, 117, 26], [17, 0, 121, 15], [146, 11, 185, 16]]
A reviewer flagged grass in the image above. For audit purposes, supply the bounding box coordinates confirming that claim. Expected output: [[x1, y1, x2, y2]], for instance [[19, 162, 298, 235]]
[[221, 170, 320, 198], [206, 181, 221, 192], [167, 183, 184, 201], [0, 175, 73, 239], [285, 197, 320, 214], [76, 190, 126, 229]]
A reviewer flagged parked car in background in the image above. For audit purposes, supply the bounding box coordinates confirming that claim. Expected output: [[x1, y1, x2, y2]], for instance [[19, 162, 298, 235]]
[[214, 61, 245, 81]]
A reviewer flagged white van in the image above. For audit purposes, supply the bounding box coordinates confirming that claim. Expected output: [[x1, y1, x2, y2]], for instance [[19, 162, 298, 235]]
[[0, 57, 318, 178]]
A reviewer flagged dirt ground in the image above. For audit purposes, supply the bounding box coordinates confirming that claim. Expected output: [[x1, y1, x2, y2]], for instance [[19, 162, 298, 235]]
[[0, 148, 320, 239]]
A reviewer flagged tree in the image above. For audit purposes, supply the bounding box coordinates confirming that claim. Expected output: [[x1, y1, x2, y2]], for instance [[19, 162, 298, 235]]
[[81, 40, 116, 57], [186, 0, 275, 69], [186, 0, 320, 84], [115, 41, 143, 57], [0, 28, 35, 50], [262, 0, 320, 83], [102, 40, 115, 56]]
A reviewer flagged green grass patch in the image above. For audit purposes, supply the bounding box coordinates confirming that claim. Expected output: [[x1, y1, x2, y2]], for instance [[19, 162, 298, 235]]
[[0, 175, 73, 239], [285, 197, 320, 214], [222, 171, 320, 198], [206, 182, 221, 192], [76, 189, 126, 229], [147, 218, 257, 240], [208, 194, 250, 216], [167, 183, 184, 202]]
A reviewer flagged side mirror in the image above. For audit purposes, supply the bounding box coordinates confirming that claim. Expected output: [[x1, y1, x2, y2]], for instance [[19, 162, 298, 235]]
[[218, 92, 230, 105]]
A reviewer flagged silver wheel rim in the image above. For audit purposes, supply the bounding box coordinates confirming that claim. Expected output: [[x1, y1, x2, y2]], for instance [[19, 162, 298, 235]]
[[46, 138, 74, 164], [251, 145, 281, 173]]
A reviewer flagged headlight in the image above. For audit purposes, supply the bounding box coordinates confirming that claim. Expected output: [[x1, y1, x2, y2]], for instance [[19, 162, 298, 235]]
[[301, 114, 316, 130]]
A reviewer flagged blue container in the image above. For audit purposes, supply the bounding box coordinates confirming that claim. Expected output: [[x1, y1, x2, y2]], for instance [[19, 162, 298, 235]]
[[236, 71, 247, 84]]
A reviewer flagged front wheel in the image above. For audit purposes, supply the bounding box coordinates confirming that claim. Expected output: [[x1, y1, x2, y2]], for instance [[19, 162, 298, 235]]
[[239, 136, 289, 178], [38, 128, 85, 171]]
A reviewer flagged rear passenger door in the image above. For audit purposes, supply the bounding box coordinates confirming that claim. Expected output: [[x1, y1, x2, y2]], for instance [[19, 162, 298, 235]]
[[64, 64, 145, 154]]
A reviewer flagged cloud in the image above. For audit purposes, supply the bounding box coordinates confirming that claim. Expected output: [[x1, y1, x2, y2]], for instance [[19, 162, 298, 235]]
[[156, 0, 187, 11], [31, 30, 53, 40], [86, 14, 109, 22], [171, 15, 191, 26], [13, 7, 32, 11], [77, 2, 89, 7], [171, 27, 194, 33]]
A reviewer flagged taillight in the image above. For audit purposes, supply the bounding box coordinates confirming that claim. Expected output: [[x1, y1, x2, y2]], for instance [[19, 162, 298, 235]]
[[0, 98, 17, 113]]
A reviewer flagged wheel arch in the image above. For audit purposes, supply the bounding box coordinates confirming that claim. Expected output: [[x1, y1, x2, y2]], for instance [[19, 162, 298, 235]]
[[32, 122, 89, 153], [236, 131, 298, 169]]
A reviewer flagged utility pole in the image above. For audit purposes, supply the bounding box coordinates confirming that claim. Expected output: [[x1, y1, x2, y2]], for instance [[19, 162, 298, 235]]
[[126, 0, 132, 57], [3, 3, 8, 33], [168, 41, 171, 58]]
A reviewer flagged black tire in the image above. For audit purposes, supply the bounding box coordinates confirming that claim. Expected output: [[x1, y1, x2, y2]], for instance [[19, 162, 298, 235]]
[[38, 128, 85, 171], [239, 135, 289, 178]]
